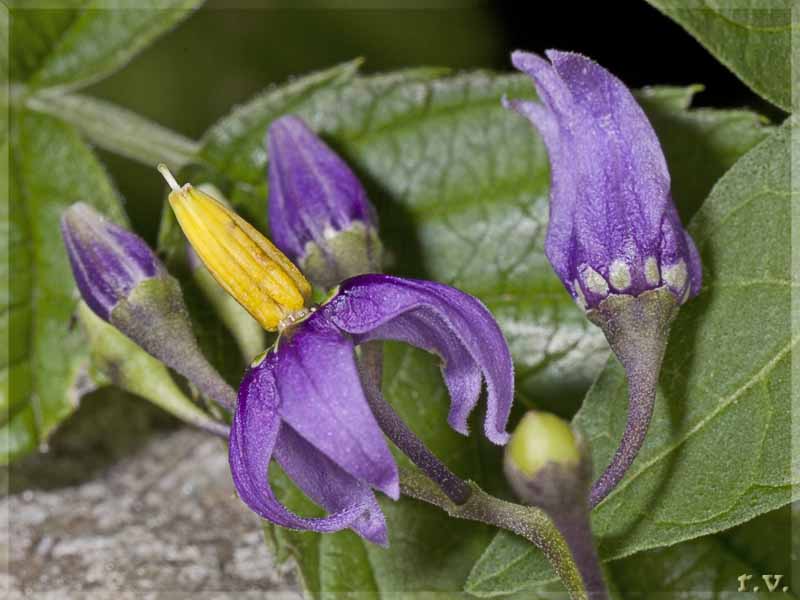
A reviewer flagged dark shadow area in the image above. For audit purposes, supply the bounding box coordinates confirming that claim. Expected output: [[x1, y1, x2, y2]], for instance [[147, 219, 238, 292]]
[[495, 1, 784, 120]]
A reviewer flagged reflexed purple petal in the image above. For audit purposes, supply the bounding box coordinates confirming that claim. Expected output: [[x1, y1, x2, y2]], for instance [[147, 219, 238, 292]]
[[229, 353, 370, 532], [274, 425, 388, 545], [506, 50, 702, 308], [267, 115, 377, 264], [275, 314, 400, 499], [61, 202, 160, 320], [323, 274, 514, 445]]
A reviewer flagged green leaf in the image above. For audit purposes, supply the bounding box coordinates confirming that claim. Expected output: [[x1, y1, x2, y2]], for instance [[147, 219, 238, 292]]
[[2, 111, 127, 464], [465, 120, 795, 596], [609, 506, 797, 598], [26, 91, 199, 169], [191, 67, 773, 595], [644, 0, 796, 112], [11, 0, 203, 92], [7, 0, 85, 82]]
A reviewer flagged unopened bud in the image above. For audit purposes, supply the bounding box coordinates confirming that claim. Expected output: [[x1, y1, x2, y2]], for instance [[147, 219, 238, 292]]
[[504, 411, 590, 511], [61, 202, 236, 410], [267, 116, 382, 289]]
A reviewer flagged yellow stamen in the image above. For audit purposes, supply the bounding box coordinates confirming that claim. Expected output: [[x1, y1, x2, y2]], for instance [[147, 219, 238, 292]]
[[158, 164, 311, 331]]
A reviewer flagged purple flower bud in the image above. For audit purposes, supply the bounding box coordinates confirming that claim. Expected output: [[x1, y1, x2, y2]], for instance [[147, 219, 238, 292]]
[[61, 203, 237, 411], [61, 202, 161, 321], [504, 50, 702, 311], [267, 115, 382, 288]]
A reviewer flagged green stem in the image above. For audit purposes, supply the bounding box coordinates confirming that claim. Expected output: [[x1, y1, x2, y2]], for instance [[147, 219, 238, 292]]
[[358, 342, 472, 505], [399, 468, 588, 600]]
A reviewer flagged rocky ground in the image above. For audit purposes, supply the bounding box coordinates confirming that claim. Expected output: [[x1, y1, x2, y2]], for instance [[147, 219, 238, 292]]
[[1, 393, 303, 599]]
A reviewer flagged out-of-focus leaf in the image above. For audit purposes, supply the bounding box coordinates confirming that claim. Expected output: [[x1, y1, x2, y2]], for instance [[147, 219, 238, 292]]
[[26, 91, 199, 168], [466, 120, 795, 596], [7, 0, 85, 82], [2, 111, 127, 464], [11, 0, 203, 92], [645, 0, 795, 111]]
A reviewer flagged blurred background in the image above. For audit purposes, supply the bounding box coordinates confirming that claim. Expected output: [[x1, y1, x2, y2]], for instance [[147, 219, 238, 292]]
[[86, 0, 769, 245]]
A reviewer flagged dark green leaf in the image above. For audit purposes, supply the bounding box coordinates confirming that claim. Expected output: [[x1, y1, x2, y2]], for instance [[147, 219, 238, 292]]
[[466, 119, 795, 596], [11, 0, 202, 92], [645, 0, 795, 112], [609, 505, 797, 598], [190, 67, 773, 594], [7, 0, 85, 82], [2, 111, 127, 464]]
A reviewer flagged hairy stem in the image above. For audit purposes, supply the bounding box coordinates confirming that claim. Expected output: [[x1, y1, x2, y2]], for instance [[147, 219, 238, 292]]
[[588, 365, 657, 507], [550, 507, 608, 600], [358, 342, 472, 505], [400, 468, 589, 600], [587, 288, 678, 507]]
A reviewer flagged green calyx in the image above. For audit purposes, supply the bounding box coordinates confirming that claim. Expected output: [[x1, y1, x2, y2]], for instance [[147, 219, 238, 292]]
[[300, 222, 383, 290]]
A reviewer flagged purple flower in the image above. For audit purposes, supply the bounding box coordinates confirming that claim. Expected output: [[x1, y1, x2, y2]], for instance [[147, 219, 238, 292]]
[[504, 50, 702, 310], [229, 274, 514, 544], [267, 115, 382, 288], [61, 202, 162, 320]]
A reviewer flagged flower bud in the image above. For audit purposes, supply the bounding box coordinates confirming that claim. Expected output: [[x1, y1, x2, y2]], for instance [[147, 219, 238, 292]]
[[504, 50, 702, 313], [61, 202, 237, 410], [267, 115, 382, 289], [61, 202, 163, 321], [160, 165, 311, 331], [503, 411, 590, 512]]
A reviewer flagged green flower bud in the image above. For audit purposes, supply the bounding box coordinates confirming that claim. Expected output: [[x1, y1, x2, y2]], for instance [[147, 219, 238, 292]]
[[503, 411, 590, 511]]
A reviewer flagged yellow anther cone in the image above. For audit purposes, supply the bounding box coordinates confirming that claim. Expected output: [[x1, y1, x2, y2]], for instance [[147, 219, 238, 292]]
[[159, 165, 311, 331]]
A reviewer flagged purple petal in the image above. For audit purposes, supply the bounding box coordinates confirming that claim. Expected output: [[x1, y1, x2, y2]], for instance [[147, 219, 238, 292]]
[[61, 202, 160, 320], [274, 314, 400, 499], [506, 50, 701, 307], [322, 274, 514, 445], [229, 352, 371, 532], [267, 115, 377, 264], [274, 425, 388, 545]]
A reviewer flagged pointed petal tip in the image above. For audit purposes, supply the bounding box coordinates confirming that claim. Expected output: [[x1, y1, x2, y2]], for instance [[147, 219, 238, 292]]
[[510, 49, 537, 71], [380, 470, 401, 501], [361, 523, 389, 547]]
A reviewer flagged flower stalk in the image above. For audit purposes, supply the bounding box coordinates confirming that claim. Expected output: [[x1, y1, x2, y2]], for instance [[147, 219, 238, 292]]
[[503, 411, 608, 599], [586, 288, 679, 507], [358, 341, 472, 505], [400, 469, 589, 600]]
